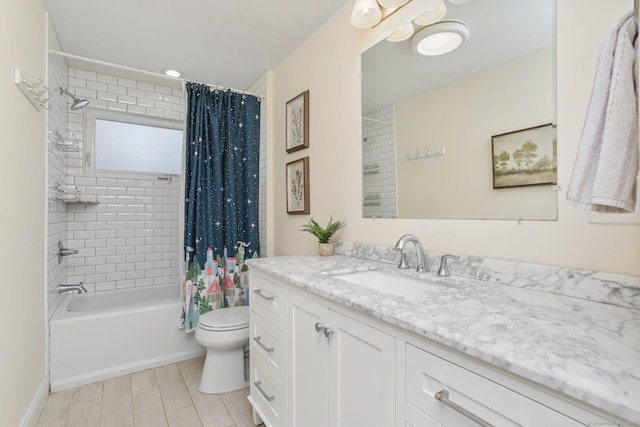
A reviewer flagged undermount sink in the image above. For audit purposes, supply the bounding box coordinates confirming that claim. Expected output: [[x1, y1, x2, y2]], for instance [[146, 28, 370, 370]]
[[331, 269, 437, 297]]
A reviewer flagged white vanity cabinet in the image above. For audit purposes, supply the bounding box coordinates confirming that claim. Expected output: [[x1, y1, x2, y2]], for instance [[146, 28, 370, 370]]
[[287, 290, 396, 427], [248, 270, 396, 427], [248, 273, 286, 427], [248, 269, 622, 427]]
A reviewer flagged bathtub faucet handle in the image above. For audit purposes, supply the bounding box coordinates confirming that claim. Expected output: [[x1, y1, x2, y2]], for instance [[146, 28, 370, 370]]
[[57, 240, 80, 264]]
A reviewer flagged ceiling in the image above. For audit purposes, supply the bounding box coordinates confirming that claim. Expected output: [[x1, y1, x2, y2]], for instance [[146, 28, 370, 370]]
[[43, 0, 347, 90]]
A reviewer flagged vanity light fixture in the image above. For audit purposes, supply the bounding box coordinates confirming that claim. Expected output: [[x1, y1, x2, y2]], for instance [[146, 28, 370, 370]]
[[351, 0, 383, 28], [413, 1, 447, 26], [411, 20, 469, 56], [162, 68, 183, 78], [378, 0, 410, 8], [351, 0, 416, 29], [386, 23, 415, 42]]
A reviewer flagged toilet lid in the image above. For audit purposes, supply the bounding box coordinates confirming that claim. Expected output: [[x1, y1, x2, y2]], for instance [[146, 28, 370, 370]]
[[198, 305, 249, 331]]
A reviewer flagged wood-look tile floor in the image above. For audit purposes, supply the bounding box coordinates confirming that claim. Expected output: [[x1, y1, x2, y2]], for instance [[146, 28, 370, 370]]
[[37, 357, 265, 427]]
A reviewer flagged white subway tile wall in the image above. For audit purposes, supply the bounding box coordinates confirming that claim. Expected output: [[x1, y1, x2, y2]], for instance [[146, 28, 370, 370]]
[[64, 178, 181, 292], [47, 22, 70, 315], [47, 45, 268, 301], [65, 68, 185, 292], [362, 105, 398, 218]]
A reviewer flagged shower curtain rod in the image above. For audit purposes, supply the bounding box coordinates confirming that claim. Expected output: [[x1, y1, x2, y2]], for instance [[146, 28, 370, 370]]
[[49, 49, 264, 99]]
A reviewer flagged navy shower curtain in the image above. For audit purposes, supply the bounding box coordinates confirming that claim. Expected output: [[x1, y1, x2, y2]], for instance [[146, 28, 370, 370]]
[[183, 82, 261, 267]]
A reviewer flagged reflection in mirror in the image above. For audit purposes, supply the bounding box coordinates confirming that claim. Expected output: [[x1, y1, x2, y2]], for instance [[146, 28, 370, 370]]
[[361, 0, 557, 220]]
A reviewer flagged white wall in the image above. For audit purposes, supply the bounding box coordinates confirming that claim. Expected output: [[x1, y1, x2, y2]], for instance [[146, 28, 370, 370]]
[[0, 0, 47, 425], [396, 48, 556, 220], [271, 0, 640, 276]]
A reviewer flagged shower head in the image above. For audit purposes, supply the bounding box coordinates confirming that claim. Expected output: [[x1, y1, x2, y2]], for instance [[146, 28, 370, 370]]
[[59, 87, 90, 110]]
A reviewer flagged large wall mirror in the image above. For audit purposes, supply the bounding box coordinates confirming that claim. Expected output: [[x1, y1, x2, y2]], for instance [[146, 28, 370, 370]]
[[361, 0, 557, 220]]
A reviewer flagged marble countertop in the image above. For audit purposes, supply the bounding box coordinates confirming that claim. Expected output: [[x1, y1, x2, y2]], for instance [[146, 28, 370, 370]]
[[248, 255, 640, 423]]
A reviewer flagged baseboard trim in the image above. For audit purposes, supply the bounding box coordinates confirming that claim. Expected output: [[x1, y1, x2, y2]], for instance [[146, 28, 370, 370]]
[[19, 376, 49, 427]]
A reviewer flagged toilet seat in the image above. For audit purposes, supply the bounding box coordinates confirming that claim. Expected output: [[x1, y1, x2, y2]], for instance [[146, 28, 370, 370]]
[[198, 305, 249, 332]]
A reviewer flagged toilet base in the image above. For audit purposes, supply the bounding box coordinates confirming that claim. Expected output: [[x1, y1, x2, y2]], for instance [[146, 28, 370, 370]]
[[199, 345, 248, 394]]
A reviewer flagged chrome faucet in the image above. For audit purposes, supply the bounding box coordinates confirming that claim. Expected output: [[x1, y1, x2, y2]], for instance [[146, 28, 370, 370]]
[[58, 282, 87, 294], [438, 255, 460, 277], [57, 240, 79, 264], [394, 234, 426, 272]]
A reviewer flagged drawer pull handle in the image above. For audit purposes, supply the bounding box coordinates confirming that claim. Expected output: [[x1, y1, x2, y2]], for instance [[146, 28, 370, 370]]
[[434, 390, 494, 427], [323, 327, 334, 338], [253, 336, 274, 353], [314, 322, 325, 333], [254, 381, 275, 402], [254, 289, 274, 301]]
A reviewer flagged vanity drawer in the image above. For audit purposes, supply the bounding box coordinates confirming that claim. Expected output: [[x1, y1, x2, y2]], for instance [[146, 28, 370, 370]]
[[251, 273, 285, 325], [405, 344, 582, 426], [250, 311, 284, 375], [405, 402, 442, 427], [249, 356, 284, 427]]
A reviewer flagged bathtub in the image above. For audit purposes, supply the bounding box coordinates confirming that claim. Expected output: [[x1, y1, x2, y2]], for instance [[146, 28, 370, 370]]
[[50, 284, 204, 392]]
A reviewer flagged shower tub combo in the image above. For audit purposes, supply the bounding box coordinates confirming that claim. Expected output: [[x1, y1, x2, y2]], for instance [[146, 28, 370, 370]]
[[50, 284, 204, 392]]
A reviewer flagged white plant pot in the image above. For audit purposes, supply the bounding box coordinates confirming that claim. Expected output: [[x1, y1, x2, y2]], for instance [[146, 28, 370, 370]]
[[318, 243, 334, 256]]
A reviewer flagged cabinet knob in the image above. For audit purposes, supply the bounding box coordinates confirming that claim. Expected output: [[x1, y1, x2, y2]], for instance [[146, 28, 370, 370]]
[[323, 327, 334, 338], [314, 322, 325, 333]]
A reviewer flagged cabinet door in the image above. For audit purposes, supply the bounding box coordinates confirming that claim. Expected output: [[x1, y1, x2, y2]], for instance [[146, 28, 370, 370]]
[[287, 292, 329, 427], [329, 310, 396, 427]]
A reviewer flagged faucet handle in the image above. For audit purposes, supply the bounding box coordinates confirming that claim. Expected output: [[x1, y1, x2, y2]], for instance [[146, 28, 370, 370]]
[[438, 255, 460, 277]]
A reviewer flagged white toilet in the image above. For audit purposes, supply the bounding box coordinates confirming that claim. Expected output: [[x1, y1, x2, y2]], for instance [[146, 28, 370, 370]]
[[194, 305, 250, 394]]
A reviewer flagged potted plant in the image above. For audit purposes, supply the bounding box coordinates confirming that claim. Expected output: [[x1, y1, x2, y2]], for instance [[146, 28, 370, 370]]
[[301, 216, 346, 256]]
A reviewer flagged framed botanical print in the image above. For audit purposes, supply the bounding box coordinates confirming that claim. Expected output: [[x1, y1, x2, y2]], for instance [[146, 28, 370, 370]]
[[286, 90, 309, 153], [286, 157, 310, 214]]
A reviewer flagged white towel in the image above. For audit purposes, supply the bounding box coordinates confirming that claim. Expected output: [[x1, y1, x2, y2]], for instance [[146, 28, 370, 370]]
[[566, 9, 639, 213]]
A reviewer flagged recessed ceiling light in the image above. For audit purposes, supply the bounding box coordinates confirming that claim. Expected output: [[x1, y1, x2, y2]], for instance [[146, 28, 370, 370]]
[[162, 68, 183, 78]]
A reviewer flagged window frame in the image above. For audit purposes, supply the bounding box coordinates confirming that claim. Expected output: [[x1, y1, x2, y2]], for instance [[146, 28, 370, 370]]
[[84, 108, 184, 179]]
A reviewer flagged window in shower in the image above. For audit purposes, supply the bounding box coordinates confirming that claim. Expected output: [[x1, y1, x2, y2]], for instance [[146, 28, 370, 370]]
[[85, 109, 183, 177]]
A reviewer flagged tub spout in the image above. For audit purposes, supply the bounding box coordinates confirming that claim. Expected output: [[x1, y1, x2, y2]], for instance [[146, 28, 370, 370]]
[[58, 282, 87, 294]]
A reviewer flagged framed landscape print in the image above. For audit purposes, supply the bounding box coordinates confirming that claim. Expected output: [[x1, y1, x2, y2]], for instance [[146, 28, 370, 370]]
[[286, 90, 309, 153], [492, 123, 557, 189], [286, 156, 309, 214]]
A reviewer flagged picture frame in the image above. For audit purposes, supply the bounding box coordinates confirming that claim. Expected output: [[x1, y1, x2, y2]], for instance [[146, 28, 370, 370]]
[[492, 123, 557, 189], [286, 157, 310, 214], [286, 90, 309, 153]]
